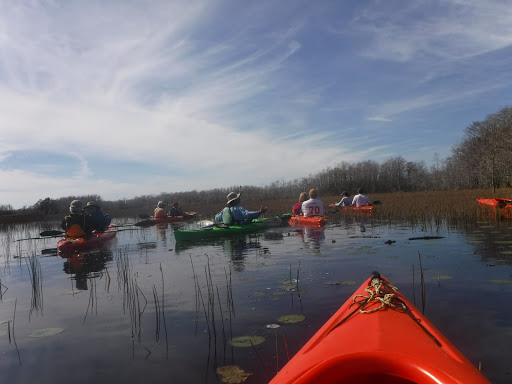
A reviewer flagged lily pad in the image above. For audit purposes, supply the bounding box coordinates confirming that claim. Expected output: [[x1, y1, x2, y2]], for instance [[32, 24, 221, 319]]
[[229, 335, 265, 347], [217, 366, 253, 383], [499, 251, 512, 255], [278, 314, 306, 324], [28, 328, 64, 338], [432, 275, 453, 280], [490, 279, 512, 284]]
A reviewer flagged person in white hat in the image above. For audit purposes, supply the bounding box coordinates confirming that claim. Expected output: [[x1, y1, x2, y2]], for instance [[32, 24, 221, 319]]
[[215, 192, 267, 225], [154, 201, 167, 218]]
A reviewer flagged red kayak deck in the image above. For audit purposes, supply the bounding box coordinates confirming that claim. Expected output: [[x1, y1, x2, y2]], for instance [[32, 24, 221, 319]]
[[329, 203, 374, 212], [288, 214, 327, 227], [150, 212, 198, 223], [476, 199, 512, 219], [269, 272, 490, 384], [57, 227, 117, 254]]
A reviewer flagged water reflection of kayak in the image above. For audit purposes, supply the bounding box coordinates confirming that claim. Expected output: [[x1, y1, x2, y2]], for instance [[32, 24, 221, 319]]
[[269, 272, 490, 384], [57, 226, 117, 254], [476, 199, 512, 218], [288, 214, 327, 226], [173, 217, 278, 241]]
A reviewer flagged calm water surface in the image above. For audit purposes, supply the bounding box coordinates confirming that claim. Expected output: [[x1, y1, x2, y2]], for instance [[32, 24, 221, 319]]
[[0, 216, 511, 383]]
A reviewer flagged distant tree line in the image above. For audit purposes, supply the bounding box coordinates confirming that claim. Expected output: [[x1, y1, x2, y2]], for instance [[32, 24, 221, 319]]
[[4, 106, 511, 218]]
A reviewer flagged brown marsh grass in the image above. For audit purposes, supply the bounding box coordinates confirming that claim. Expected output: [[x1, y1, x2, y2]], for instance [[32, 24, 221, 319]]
[[2, 188, 511, 228], [179, 188, 512, 228]]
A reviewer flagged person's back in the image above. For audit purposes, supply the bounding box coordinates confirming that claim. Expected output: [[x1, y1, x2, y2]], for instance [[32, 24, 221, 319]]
[[292, 192, 307, 215], [352, 188, 371, 207], [85, 202, 111, 232], [215, 192, 267, 225], [336, 191, 352, 207], [61, 200, 93, 237], [170, 202, 183, 217], [302, 188, 324, 217], [154, 201, 167, 218]]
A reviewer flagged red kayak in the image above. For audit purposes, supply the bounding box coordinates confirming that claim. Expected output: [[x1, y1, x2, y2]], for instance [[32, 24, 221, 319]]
[[269, 272, 490, 384], [57, 226, 117, 254], [288, 214, 327, 227], [476, 199, 512, 219], [329, 203, 374, 212], [150, 212, 198, 223]]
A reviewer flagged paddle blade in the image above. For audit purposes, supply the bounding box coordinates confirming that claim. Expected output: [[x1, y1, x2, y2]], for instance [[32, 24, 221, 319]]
[[40, 230, 65, 237], [134, 219, 157, 227]]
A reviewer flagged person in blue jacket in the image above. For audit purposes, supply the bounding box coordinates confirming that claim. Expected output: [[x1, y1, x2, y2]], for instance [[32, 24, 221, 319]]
[[84, 201, 111, 232], [215, 192, 267, 225]]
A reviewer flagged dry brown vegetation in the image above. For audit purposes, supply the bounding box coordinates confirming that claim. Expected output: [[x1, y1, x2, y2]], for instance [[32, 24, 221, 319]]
[[159, 188, 512, 227]]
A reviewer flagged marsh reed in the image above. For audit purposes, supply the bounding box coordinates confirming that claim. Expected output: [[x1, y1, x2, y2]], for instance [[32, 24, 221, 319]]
[[26, 252, 43, 319]]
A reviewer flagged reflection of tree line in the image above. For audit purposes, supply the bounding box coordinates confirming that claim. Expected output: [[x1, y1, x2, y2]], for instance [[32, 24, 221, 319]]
[[464, 224, 512, 269]]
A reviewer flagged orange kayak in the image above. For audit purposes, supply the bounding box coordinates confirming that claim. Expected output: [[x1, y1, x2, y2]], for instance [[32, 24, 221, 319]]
[[150, 212, 198, 223], [329, 203, 374, 212], [57, 226, 117, 254], [288, 214, 327, 227], [269, 272, 490, 384], [476, 199, 512, 218]]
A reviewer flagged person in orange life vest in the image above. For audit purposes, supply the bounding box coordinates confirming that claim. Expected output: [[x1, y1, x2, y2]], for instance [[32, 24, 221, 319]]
[[169, 202, 183, 217], [301, 189, 324, 217], [154, 201, 167, 218], [292, 192, 307, 215], [61, 200, 94, 237]]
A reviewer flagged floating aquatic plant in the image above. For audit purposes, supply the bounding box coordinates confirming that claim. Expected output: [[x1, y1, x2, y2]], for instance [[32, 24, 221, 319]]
[[266, 324, 280, 329], [229, 335, 265, 347], [217, 366, 253, 383], [490, 279, 512, 284], [278, 314, 305, 324]]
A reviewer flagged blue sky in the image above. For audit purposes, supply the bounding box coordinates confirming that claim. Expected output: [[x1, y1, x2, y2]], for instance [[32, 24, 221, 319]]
[[1, 0, 511, 208]]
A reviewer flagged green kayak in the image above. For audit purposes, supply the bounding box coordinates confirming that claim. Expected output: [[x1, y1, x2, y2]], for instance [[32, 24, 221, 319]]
[[173, 217, 281, 242]]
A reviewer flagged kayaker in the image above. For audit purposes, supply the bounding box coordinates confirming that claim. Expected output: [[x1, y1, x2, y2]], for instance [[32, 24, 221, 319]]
[[61, 200, 93, 237], [292, 192, 307, 215], [154, 201, 167, 218], [352, 188, 371, 207], [335, 191, 352, 207], [169, 202, 183, 217], [84, 201, 111, 232], [302, 189, 324, 217], [215, 192, 268, 225]]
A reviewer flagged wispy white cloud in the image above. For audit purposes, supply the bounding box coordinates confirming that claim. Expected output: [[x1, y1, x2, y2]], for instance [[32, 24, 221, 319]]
[[0, 0, 511, 207]]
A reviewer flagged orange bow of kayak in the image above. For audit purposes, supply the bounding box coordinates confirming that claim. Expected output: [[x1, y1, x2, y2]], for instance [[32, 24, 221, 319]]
[[269, 272, 490, 384]]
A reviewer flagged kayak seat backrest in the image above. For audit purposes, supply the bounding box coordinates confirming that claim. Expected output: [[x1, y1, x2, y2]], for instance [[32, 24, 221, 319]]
[[291, 353, 468, 384]]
